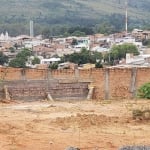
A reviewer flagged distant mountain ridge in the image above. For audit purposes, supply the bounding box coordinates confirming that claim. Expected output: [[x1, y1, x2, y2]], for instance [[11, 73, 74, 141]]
[[0, 0, 149, 35]]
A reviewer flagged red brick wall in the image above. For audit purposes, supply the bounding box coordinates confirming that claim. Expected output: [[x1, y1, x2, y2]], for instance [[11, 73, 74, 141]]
[[89, 69, 105, 99], [136, 68, 150, 89], [51, 69, 75, 79], [25, 69, 47, 80], [109, 68, 132, 99], [0, 67, 22, 80], [1, 67, 150, 100]]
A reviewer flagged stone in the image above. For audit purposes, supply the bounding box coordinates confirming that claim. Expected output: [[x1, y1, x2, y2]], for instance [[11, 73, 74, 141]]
[[119, 146, 150, 150], [65, 147, 80, 150]]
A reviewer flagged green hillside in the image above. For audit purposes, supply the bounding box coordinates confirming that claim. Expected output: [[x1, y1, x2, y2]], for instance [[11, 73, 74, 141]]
[[0, 0, 149, 35]]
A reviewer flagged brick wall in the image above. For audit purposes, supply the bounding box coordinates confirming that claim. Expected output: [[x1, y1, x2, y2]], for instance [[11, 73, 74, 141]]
[[109, 68, 132, 99], [0, 67, 150, 100], [5, 80, 89, 101]]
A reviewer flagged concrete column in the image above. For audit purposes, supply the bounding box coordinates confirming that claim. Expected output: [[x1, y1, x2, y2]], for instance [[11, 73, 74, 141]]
[[47, 69, 50, 92], [4, 85, 10, 100], [75, 68, 79, 78], [87, 84, 94, 100], [47, 69, 52, 80], [21, 69, 26, 80], [105, 68, 110, 100], [130, 67, 137, 98]]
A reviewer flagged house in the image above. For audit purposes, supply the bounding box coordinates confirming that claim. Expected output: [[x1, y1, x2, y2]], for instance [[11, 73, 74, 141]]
[[132, 29, 150, 40], [58, 62, 77, 70], [126, 53, 150, 66], [33, 45, 56, 58], [41, 58, 61, 65], [73, 37, 90, 50], [78, 63, 95, 69]]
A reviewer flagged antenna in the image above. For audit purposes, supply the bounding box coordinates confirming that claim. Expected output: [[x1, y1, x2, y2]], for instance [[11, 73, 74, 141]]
[[30, 20, 34, 37], [125, 0, 128, 35]]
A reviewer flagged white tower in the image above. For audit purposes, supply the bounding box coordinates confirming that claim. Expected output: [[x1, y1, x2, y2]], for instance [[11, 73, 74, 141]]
[[30, 20, 34, 37]]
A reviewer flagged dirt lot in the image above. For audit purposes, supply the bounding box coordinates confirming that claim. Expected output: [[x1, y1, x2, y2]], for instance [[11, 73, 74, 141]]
[[0, 99, 150, 150]]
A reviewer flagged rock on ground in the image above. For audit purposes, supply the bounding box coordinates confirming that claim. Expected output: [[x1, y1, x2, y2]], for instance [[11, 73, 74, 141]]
[[65, 147, 80, 150], [119, 146, 150, 150]]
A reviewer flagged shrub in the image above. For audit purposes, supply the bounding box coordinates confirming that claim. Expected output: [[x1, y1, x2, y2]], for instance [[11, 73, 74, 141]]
[[95, 62, 103, 68], [49, 63, 58, 70], [138, 82, 150, 99]]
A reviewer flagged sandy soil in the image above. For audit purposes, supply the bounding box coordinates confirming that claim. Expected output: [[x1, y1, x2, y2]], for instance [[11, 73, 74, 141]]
[[0, 99, 150, 150]]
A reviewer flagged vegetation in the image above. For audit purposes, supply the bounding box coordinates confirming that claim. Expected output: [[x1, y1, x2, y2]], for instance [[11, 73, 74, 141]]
[[142, 39, 150, 47], [61, 48, 103, 66], [95, 61, 103, 68], [0, 52, 8, 65], [138, 82, 150, 99], [49, 62, 58, 70], [71, 39, 78, 46], [32, 57, 40, 65], [9, 48, 31, 68], [9, 47, 15, 53], [104, 43, 139, 65]]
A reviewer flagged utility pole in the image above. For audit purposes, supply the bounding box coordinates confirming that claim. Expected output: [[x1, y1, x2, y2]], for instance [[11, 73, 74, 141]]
[[125, 0, 128, 35]]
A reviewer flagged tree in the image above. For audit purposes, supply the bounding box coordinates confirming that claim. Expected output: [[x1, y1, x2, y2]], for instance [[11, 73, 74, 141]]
[[32, 57, 40, 65], [95, 61, 103, 68], [104, 43, 139, 65], [9, 57, 26, 68], [42, 28, 51, 39], [71, 30, 86, 37], [9, 48, 31, 68], [0, 52, 8, 65], [142, 39, 150, 47], [14, 43, 19, 50], [49, 62, 58, 70], [9, 47, 15, 53], [71, 38, 78, 45], [68, 26, 94, 35], [61, 48, 103, 66], [16, 48, 31, 60]]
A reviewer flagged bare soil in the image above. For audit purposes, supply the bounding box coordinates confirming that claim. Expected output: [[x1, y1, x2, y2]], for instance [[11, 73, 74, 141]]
[[0, 99, 150, 150]]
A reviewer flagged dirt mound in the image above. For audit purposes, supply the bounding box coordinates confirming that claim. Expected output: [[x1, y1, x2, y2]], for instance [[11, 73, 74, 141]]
[[51, 113, 119, 129]]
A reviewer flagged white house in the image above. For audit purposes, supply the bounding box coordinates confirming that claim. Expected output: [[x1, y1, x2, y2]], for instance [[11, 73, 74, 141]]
[[41, 58, 61, 65]]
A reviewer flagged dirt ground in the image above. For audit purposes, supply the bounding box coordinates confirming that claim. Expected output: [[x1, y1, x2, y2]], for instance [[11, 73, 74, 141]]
[[0, 99, 150, 150]]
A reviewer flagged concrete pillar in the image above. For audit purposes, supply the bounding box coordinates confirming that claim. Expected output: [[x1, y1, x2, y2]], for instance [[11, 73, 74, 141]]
[[75, 68, 79, 78], [47, 93, 54, 102], [21, 69, 26, 80], [105, 68, 110, 100], [47, 69, 52, 80], [87, 84, 94, 100], [130, 67, 137, 98], [4, 85, 10, 100]]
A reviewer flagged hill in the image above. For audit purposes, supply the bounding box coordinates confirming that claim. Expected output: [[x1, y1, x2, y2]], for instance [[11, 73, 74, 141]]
[[0, 0, 150, 35]]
